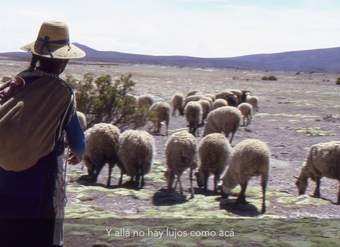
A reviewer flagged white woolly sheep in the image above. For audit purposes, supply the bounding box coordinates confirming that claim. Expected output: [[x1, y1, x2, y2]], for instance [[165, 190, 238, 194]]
[[171, 93, 185, 116], [184, 95, 202, 106], [246, 95, 259, 112], [221, 139, 270, 213], [184, 101, 203, 137], [149, 101, 171, 135], [237, 102, 253, 126], [203, 106, 241, 144], [212, 98, 228, 110], [196, 133, 232, 193], [76, 111, 87, 130], [83, 123, 123, 187], [198, 99, 211, 124], [137, 95, 154, 109], [164, 131, 198, 198], [118, 130, 155, 188], [295, 141, 340, 204], [205, 94, 216, 102]]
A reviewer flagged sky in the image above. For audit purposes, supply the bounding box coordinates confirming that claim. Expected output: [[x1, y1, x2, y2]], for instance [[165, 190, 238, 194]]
[[1, 0, 340, 57]]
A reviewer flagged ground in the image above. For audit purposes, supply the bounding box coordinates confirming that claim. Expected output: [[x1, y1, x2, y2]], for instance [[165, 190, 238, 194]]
[[1, 60, 340, 246]]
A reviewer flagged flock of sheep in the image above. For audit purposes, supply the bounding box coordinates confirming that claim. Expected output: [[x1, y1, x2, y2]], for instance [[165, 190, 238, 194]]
[[75, 88, 340, 214]]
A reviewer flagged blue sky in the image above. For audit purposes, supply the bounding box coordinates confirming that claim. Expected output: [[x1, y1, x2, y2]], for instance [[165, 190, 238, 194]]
[[1, 0, 340, 57]]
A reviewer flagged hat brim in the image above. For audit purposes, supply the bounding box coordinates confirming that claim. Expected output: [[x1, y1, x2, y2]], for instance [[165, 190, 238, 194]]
[[21, 42, 86, 59]]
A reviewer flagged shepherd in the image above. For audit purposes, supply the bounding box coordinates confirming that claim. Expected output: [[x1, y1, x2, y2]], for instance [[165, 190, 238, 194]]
[[0, 21, 86, 247]]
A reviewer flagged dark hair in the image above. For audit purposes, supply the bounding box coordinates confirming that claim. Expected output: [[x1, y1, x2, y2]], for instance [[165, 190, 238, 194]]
[[27, 54, 69, 75], [28, 54, 40, 72]]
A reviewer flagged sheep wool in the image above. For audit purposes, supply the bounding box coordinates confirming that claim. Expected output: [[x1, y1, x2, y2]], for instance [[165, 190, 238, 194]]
[[237, 102, 253, 126], [184, 101, 203, 137], [149, 101, 171, 135], [171, 93, 185, 116]]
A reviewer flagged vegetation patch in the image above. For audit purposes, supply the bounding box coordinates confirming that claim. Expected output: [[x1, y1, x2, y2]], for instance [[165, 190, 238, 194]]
[[294, 127, 335, 137]]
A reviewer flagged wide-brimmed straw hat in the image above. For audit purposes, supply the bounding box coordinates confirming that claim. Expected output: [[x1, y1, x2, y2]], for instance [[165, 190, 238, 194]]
[[21, 21, 85, 59]]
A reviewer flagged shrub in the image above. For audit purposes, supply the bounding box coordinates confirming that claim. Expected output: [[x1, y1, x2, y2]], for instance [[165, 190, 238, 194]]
[[336, 77, 340, 85], [262, 75, 277, 81], [66, 73, 148, 130]]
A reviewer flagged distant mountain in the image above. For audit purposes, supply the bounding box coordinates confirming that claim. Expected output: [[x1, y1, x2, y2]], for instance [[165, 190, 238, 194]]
[[1, 43, 340, 73]]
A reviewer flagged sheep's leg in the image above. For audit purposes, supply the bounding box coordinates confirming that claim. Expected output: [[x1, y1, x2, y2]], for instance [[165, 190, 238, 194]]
[[261, 176, 268, 214], [236, 181, 248, 204], [313, 177, 321, 198], [107, 164, 113, 187], [190, 167, 194, 198], [118, 169, 123, 186], [337, 181, 340, 205], [229, 132, 235, 144], [213, 173, 219, 194], [140, 165, 145, 188], [203, 171, 209, 192], [178, 176, 184, 195]]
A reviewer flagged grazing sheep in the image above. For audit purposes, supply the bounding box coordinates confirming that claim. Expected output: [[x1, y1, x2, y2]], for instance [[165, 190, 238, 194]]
[[137, 95, 154, 109], [164, 131, 198, 198], [216, 91, 238, 107], [76, 111, 87, 130], [237, 103, 253, 126], [83, 123, 123, 187], [186, 90, 200, 97], [118, 130, 155, 188], [295, 141, 340, 204], [171, 93, 185, 116], [246, 95, 259, 112], [196, 133, 232, 193], [184, 101, 203, 137], [205, 94, 216, 102], [149, 101, 171, 135], [212, 98, 228, 110], [184, 95, 202, 106], [198, 99, 211, 124], [221, 139, 270, 213], [203, 106, 241, 144]]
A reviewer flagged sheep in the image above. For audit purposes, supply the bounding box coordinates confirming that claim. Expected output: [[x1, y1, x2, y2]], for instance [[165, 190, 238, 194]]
[[295, 141, 340, 204], [195, 133, 232, 193], [246, 95, 259, 112], [184, 101, 203, 137], [164, 130, 198, 198], [186, 90, 200, 97], [230, 89, 242, 104], [215, 91, 238, 107], [171, 93, 185, 116], [118, 130, 155, 188], [184, 95, 202, 106], [203, 106, 241, 144], [237, 103, 253, 126], [221, 139, 270, 213], [137, 95, 154, 109], [149, 101, 171, 135], [205, 94, 216, 102], [76, 111, 87, 130], [198, 99, 211, 124], [82, 123, 123, 187], [212, 98, 228, 110]]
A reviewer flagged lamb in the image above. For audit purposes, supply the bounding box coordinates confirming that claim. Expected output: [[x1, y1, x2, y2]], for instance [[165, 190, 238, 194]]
[[195, 133, 232, 193], [237, 102, 253, 126], [76, 111, 87, 130], [295, 141, 340, 204], [82, 123, 123, 187], [198, 99, 211, 124], [203, 106, 241, 144], [221, 139, 270, 213], [212, 98, 228, 110], [171, 93, 185, 116], [184, 101, 203, 137], [246, 95, 259, 112], [137, 95, 154, 109], [149, 101, 171, 135], [164, 130, 198, 198], [118, 130, 155, 188]]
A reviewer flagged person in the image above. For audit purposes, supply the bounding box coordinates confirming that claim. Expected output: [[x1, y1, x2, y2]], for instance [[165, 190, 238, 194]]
[[0, 21, 86, 247]]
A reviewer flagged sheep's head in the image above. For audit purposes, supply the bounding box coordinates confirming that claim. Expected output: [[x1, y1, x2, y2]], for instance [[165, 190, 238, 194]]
[[295, 175, 308, 195]]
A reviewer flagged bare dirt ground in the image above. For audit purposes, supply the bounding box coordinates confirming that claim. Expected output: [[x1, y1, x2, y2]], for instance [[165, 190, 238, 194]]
[[2, 60, 340, 246]]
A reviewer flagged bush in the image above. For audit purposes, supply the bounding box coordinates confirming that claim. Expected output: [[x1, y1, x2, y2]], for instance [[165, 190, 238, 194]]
[[262, 75, 277, 81], [66, 73, 148, 130], [336, 77, 340, 85]]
